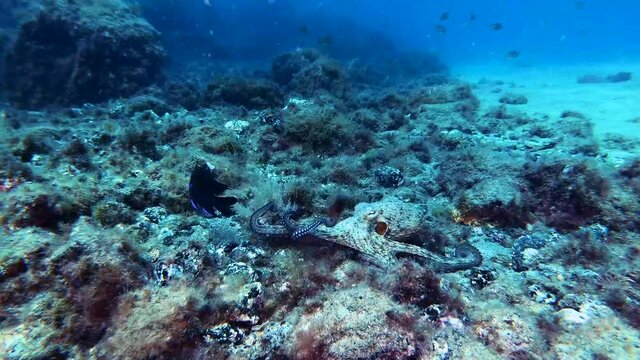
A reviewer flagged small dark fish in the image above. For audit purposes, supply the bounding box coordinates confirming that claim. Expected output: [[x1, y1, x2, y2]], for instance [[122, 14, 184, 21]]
[[490, 22, 503, 31], [189, 162, 237, 218], [317, 35, 333, 46], [469, 13, 476, 21], [298, 25, 308, 35], [506, 50, 520, 59], [436, 25, 447, 33], [440, 12, 449, 21], [574, 1, 585, 9]]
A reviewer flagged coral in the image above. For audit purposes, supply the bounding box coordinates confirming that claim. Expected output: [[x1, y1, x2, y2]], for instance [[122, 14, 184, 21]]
[[4, 0, 165, 108], [272, 49, 320, 85], [468, 268, 497, 290]]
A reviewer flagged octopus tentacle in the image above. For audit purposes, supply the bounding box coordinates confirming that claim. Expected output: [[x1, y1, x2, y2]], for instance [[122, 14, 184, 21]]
[[282, 210, 337, 240], [249, 202, 290, 238], [250, 200, 482, 273]]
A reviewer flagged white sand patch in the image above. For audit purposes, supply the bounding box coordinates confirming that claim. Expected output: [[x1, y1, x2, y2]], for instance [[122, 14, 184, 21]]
[[453, 62, 640, 161]]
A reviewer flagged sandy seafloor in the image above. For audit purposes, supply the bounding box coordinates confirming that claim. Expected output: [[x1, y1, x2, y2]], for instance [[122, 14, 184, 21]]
[[1, 49, 640, 359], [456, 61, 640, 154]]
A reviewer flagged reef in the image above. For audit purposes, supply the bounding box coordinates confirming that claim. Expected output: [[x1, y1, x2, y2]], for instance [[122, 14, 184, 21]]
[[4, 0, 164, 108], [0, 8, 639, 358]]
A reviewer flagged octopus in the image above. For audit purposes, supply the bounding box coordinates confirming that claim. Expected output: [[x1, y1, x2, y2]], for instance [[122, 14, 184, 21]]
[[250, 197, 482, 272]]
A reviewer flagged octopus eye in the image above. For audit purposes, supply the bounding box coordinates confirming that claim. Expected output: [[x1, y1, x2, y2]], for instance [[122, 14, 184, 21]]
[[374, 221, 388, 236]]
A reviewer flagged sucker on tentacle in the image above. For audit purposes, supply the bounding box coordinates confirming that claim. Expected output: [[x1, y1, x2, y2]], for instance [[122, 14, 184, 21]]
[[282, 210, 335, 240]]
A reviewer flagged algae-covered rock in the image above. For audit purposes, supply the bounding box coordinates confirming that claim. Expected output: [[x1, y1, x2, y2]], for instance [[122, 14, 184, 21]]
[[287, 286, 421, 359], [202, 76, 284, 110], [98, 286, 208, 359], [459, 177, 530, 228], [272, 48, 349, 98], [4, 0, 165, 108]]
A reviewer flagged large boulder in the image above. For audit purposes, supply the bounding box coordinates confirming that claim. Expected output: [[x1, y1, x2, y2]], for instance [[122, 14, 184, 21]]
[[4, 0, 165, 108], [272, 48, 349, 98]]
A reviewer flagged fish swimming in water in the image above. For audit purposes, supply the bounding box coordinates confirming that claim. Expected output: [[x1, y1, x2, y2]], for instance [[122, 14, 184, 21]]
[[436, 25, 447, 33], [440, 12, 449, 21], [317, 35, 333, 46], [189, 162, 237, 217], [490, 22, 503, 31], [506, 50, 521, 58], [298, 25, 309, 35]]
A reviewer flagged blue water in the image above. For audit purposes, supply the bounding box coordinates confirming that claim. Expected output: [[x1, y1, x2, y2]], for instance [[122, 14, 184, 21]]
[[140, 0, 640, 67]]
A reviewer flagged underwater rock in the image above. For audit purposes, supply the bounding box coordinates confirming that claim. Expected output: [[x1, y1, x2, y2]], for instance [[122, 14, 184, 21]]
[[205, 323, 244, 345], [281, 100, 357, 154], [272, 48, 349, 97], [11, 194, 83, 232], [93, 201, 137, 227], [228, 321, 293, 359], [468, 268, 497, 290], [374, 166, 404, 188], [4, 0, 165, 108], [606, 72, 632, 82], [287, 286, 421, 359], [99, 286, 208, 359], [577, 71, 632, 84], [163, 80, 201, 111], [512, 235, 547, 271], [201, 76, 284, 110], [123, 95, 172, 116], [409, 83, 475, 105], [473, 311, 540, 357], [458, 178, 530, 228], [523, 161, 609, 231], [499, 93, 528, 105]]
